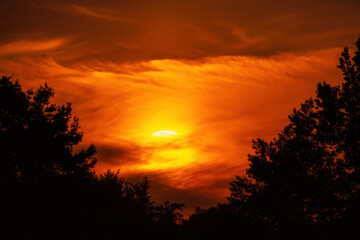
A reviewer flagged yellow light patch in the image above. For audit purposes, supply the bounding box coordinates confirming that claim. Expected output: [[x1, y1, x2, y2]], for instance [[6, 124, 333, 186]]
[[152, 130, 178, 137]]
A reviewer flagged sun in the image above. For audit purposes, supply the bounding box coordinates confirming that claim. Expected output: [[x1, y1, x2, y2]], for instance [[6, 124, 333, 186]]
[[152, 130, 178, 138]]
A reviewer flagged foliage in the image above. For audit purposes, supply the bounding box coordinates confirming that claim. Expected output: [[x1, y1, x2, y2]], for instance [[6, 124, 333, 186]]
[[226, 36, 360, 238], [1, 35, 359, 240], [0, 76, 96, 183], [0, 78, 184, 240]]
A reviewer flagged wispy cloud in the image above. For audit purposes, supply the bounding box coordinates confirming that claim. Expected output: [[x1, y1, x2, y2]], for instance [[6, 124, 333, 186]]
[[2, 0, 358, 63], [0, 39, 67, 55], [1, 0, 358, 210], [0, 47, 344, 209], [70, 4, 129, 22]]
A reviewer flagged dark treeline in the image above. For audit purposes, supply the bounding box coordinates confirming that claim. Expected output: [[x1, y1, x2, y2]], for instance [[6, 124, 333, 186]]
[[0, 36, 359, 240], [0, 75, 184, 239], [183, 36, 360, 240]]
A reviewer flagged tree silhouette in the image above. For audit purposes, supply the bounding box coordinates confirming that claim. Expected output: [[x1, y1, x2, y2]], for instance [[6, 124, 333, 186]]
[[183, 203, 269, 239], [0, 78, 184, 240], [2, 36, 359, 240], [227, 36, 360, 239], [0, 76, 96, 183]]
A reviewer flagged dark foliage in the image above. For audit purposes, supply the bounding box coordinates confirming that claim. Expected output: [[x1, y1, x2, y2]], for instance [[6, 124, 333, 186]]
[[0, 78, 184, 240], [184, 35, 360, 240], [0, 76, 97, 183], [225, 36, 359, 239], [1, 35, 359, 240]]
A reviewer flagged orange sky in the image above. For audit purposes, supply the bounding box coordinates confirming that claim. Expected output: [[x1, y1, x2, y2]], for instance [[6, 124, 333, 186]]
[[1, 0, 360, 210]]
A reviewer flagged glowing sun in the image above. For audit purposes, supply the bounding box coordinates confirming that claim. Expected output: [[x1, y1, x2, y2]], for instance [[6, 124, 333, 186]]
[[152, 130, 178, 137]]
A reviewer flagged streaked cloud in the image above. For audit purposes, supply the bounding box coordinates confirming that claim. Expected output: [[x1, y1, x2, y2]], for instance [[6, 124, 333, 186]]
[[0, 39, 67, 55], [70, 4, 129, 22], [1, 0, 358, 210], [1, 0, 359, 62], [0, 47, 344, 208]]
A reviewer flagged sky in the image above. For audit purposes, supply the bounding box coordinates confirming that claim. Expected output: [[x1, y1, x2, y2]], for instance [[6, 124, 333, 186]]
[[1, 0, 360, 210]]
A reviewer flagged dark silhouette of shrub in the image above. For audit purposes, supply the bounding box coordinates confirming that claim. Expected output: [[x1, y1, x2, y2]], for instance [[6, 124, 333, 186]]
[[0, 76, 96, 183], [185, 35, 360, 240], [1, 34, 359, 240], [227, 36, 360, 239], [0, 77, 184, 240]]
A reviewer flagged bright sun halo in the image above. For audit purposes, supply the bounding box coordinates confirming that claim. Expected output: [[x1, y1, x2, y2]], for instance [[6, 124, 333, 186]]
[[152, 130, 178, 137]]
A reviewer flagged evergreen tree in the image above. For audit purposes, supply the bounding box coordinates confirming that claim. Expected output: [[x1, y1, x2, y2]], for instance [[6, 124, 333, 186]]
[[228, 36, 360, 238], [0, 76, 96, 183]]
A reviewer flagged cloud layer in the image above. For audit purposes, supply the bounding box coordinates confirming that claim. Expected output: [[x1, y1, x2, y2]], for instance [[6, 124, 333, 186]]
[[0, 47, 344, 208], [1, 0, 359, 62], [0, 0, 359, 209]]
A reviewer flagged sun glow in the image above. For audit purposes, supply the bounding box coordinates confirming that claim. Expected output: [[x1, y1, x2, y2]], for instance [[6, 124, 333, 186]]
[[152, 130, 178, 137]]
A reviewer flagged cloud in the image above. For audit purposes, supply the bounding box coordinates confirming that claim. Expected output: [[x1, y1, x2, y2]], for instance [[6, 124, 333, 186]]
[[1, 0, 359, 62], [0, 39, 67, 55], [70, 4, 129, 22], [1, 0, 358, 209], [95, 142, 147, 169], [2, 46, 346, 209]]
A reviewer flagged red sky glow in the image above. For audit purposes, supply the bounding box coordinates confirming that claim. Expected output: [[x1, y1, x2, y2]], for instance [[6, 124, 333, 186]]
[[1, 0, 359, 210]]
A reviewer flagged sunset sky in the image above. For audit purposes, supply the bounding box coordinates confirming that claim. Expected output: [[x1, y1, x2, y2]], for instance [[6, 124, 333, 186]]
[[1, 0, 360, 210]]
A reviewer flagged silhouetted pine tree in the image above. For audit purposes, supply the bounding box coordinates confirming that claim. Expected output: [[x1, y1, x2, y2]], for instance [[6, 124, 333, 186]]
[[227, 36, 360, 239], [0, 76, 96, 183], [0, 77, 184, 240]]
